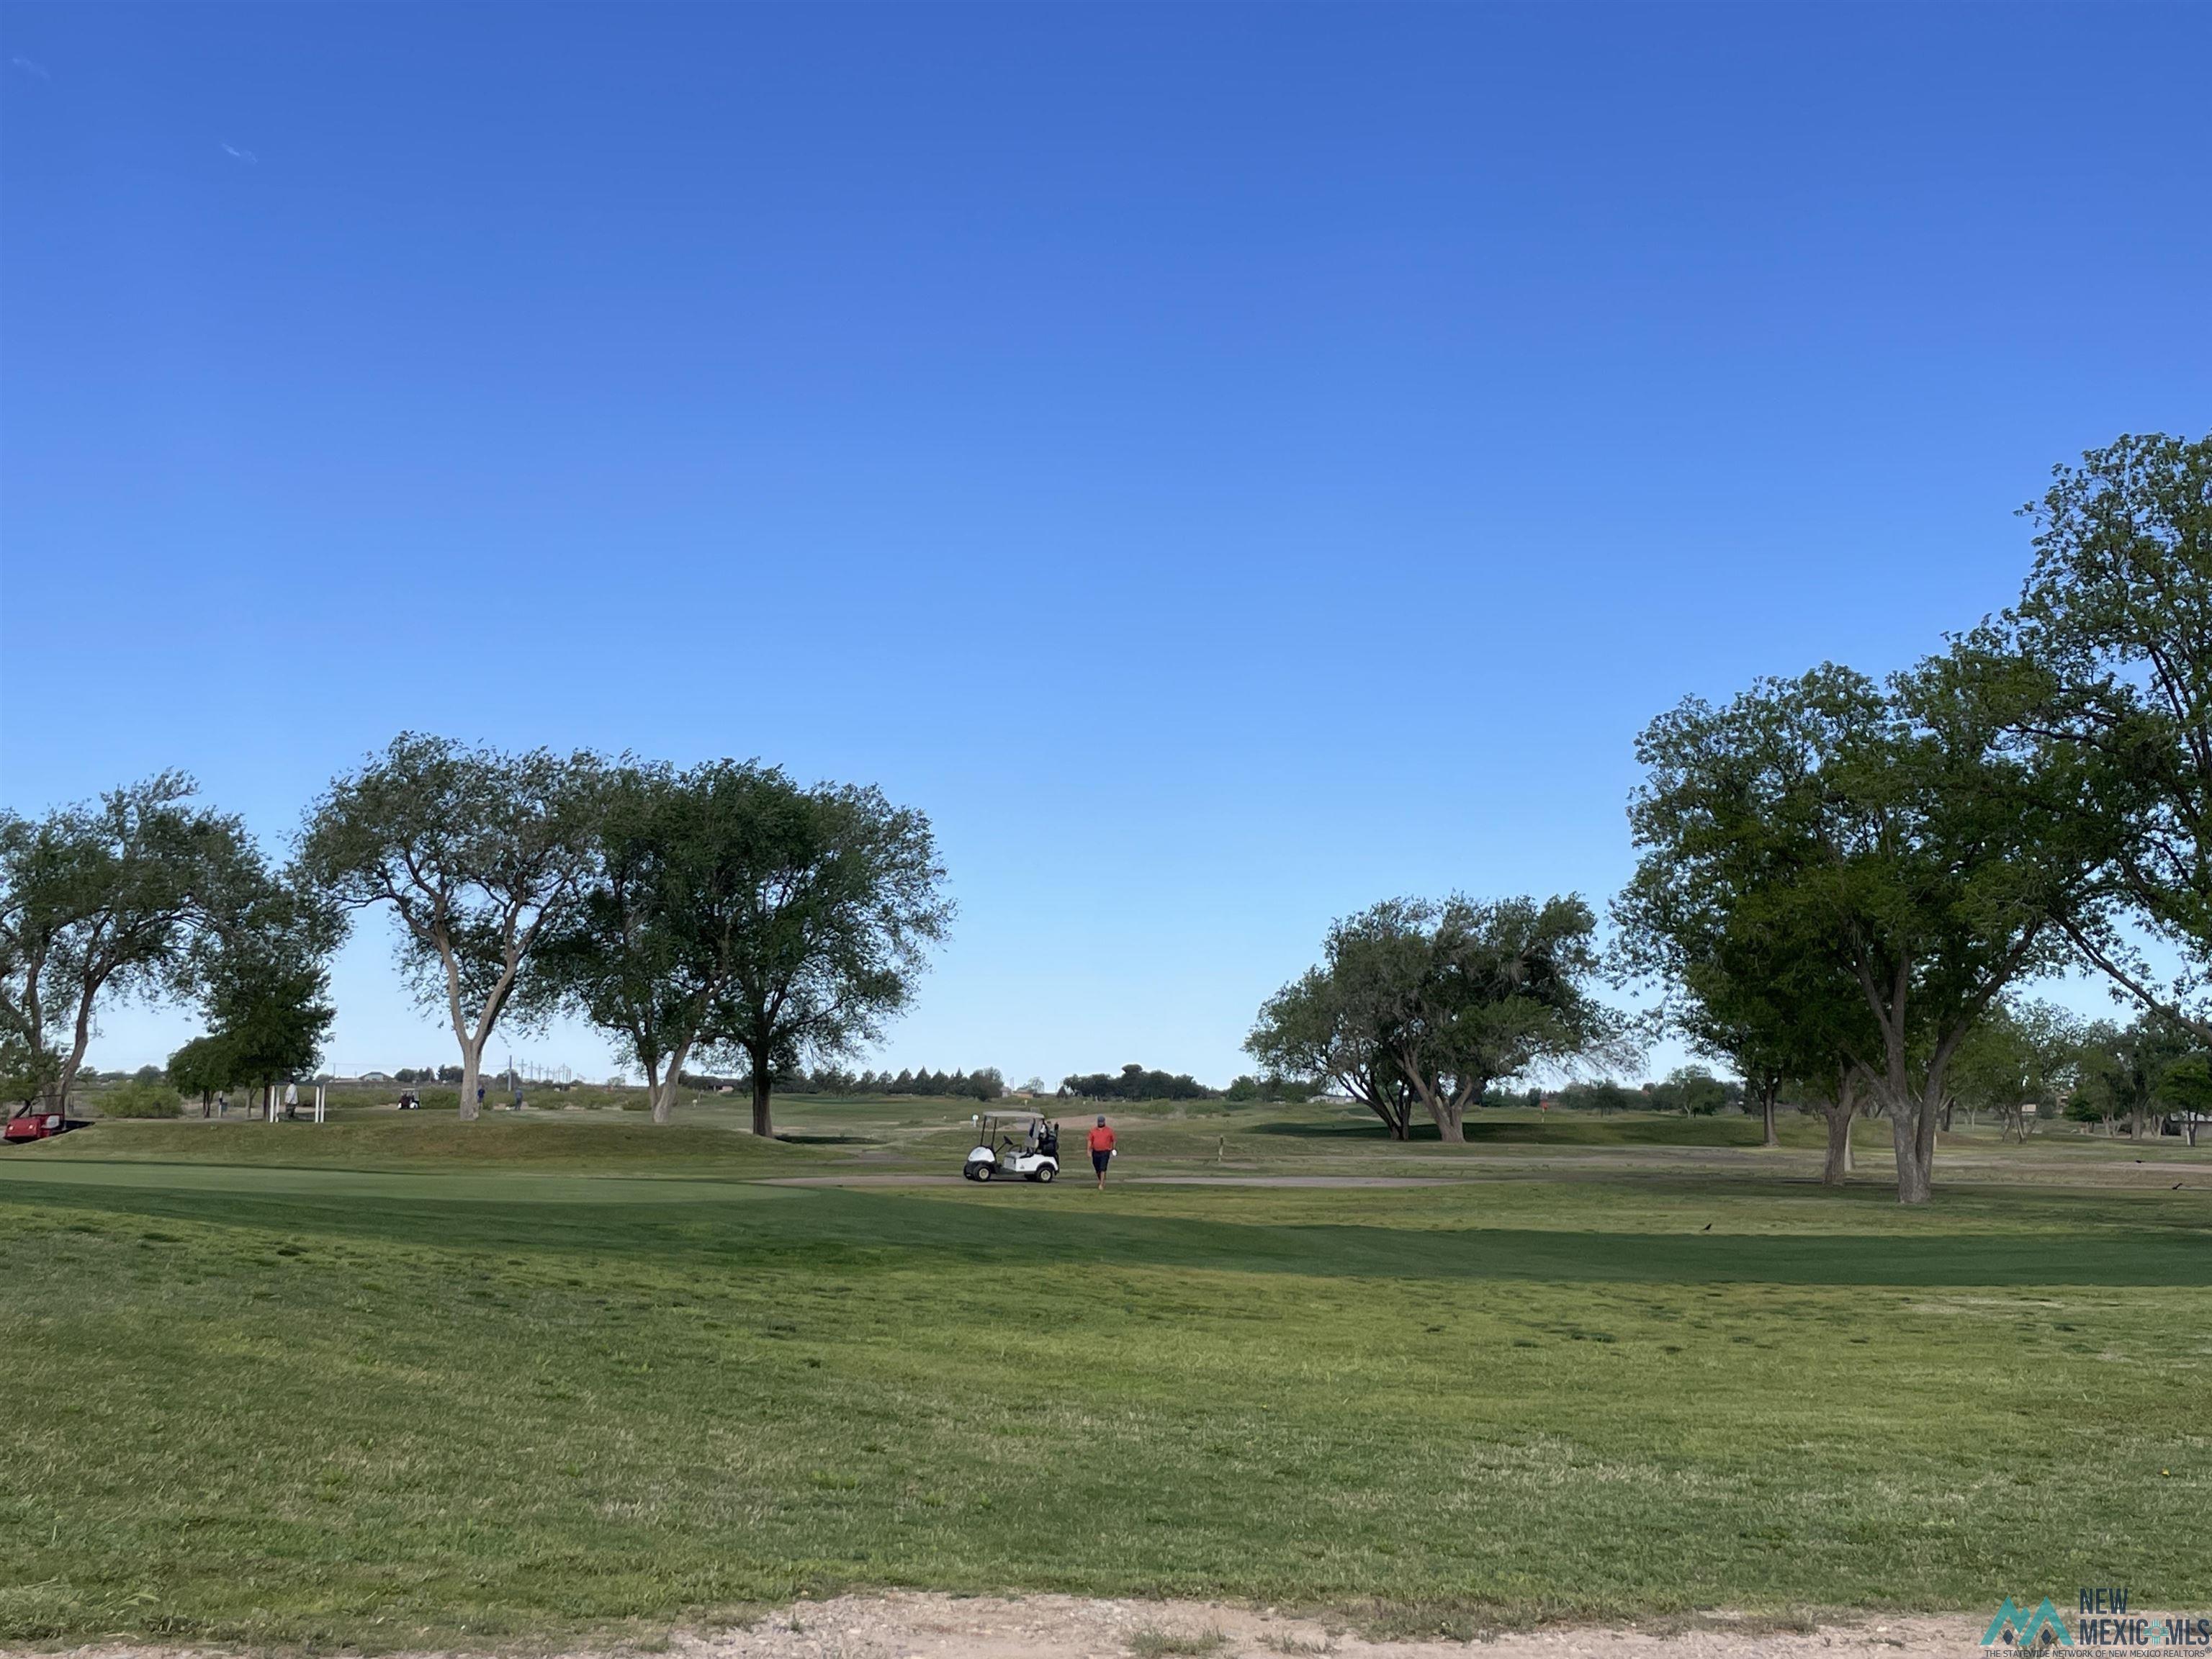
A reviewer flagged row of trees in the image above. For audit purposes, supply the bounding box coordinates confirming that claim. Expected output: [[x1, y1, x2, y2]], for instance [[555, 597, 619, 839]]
[[1060, 1064, 1213, 1101], [1521, 1011, 2206, 1144], [4, 746, 953, 1139], [298, 745, 953, 1137], [1238, 433, 2208, 1200], [1613, 431, 2210, 1201], [12, 432, 2201, 1186], [1949, 1002, 2207, 1147], [846, 1067, 1006, 1100], [681, 1065, 1009, 1100], [0, 775, 336, 1113]]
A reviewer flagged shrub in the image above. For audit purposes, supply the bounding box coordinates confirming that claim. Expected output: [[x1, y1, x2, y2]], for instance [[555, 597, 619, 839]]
[[100, 1080, 184, 1119]]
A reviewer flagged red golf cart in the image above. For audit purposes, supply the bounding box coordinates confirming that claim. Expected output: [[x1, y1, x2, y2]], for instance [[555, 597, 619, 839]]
[[3, 1106, 83, 1144]]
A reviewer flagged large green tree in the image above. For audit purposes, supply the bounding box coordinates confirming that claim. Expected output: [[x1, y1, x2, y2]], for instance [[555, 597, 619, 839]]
[[0, 775, 269, 1113], [2002, 431, 2212, 1034], [1618, 743, 1882, 1167], [1245, 947, 1419, 1139], [299, 736, 600, 1122], [167, 1033, 238, 1115], [1250, 894, 1619, 1143], [534, 760, 878, 1125], [677, 770, 952, 1138], [2070, 1012, 2192, 1143], [1946, 999, 2082, 1142], [2154, 1051, 2211, 1148], [207, 946, 336, 1117], [1626, 659, 2103, 1202]]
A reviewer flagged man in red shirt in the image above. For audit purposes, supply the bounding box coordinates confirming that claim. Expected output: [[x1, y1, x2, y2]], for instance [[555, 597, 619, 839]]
[[1087, 1115, 1115, 1189]]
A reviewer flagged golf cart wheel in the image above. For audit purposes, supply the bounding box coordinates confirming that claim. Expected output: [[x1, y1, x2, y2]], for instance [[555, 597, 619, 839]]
[[1034, 1163, 1056, 1183]]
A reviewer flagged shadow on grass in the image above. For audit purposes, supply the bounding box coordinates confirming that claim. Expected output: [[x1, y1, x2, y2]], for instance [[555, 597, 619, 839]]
[[4, 1176, 2205, 1288], [1251, 1115, 1777, 1146]]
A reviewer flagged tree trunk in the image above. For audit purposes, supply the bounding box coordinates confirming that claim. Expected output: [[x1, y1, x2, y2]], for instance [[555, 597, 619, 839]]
[[1351, 1082, 1408, 1139], [55, 984, 102, 1111], [750, 1059, 773, 1139], [458, 1044, 483, 1122], [1885, 1074, 1946, 1205], [1820, 1101, 1856, 1185], [1889, 1107, 1931, 1203], [652, 1040, 691, 1125]]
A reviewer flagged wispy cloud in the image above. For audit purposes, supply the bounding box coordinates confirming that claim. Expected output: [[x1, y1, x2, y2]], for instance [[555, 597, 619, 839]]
[[220, 141, 258, 165], [9, 53, 51, 79]]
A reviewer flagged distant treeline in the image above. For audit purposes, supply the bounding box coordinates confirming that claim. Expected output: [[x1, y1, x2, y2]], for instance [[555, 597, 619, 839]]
[[1524, 1069, 1745, 1115], [680, 1066, 1008, 1101], [1058, 1064, 1320, 1103], [1060, 1064, 1210, 1100]]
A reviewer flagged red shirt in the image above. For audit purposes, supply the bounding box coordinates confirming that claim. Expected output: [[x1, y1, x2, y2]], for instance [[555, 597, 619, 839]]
[[1087, 1124, 1115, 1153]]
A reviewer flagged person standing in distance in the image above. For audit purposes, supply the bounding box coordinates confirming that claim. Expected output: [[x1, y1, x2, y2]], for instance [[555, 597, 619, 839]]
[[1087, 1115, 1115, 1189]]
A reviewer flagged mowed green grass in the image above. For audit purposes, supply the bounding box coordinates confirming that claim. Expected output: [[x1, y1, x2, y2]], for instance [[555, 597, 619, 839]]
[[1, 1110, 2208, 1648]]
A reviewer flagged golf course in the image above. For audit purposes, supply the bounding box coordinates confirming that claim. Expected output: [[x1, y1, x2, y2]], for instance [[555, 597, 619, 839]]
[[3, 1097, 2205, 1650]]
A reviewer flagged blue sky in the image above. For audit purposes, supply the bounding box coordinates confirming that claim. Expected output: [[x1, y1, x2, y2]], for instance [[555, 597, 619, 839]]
[[2, 4, 2207, 1086]]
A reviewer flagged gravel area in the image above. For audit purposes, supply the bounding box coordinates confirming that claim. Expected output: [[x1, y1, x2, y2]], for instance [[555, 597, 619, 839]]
[[51, 1595, 1977, 1659], [634, 1595, 1972, 1658]]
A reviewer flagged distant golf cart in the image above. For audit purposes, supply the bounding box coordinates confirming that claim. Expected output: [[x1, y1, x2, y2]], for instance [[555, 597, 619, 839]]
[[963, 1112, 1060, 1182]]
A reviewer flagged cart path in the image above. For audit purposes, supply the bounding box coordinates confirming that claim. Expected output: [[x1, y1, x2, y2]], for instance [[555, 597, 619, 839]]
[[44, 1597, 1982, 1658], [1128, 1174, 1460, 1187], [758, 1174, 965, 1185], [756, 1172, 1469, 1188], [673, 1595, 1974, 1657]]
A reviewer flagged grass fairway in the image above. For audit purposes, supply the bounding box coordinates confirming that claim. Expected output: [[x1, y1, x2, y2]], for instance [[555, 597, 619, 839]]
[[2, 1106, 2208, 1647]]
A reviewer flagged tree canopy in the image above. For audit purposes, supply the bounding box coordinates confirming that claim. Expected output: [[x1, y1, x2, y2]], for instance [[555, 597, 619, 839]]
[[1946, 999, 2084, 1142], [298, 735, 600, 1121], [1249, 893, 1620, 1142], [677, 768, 953, 1138], [1061, 1064, 1211, 1101], [0, 775, 276, 1112], [532, 760, 748, 1123], [1624, 657, 2105, 1201], [1999, 431, 2212, 1037]]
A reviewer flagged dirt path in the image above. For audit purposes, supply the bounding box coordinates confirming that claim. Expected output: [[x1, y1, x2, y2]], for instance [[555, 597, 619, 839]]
[[1128, 1174, 1462, 1187], [42, 1597, 1980, 1658], [626, 1595, 1965, 1658], [758, 1174, 1477, 1187]]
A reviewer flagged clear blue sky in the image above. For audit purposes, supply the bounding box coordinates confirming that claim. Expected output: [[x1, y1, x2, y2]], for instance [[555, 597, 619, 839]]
[[3, 4, 2207, 1086]]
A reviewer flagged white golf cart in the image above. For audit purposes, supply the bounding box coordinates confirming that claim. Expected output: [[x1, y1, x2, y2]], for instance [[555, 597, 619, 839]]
[[963, 1112, 1061, 1182]]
